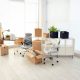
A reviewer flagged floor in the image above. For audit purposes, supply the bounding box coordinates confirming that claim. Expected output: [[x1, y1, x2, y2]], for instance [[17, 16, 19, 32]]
[[0, 48, 80, 80]]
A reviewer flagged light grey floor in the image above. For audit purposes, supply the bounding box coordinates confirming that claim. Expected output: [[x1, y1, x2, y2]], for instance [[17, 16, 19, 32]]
[[0, 48, 80, 80]]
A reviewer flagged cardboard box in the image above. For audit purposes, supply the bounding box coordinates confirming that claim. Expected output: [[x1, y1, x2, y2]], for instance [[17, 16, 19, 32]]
[[0, 39, 4, 45], [32, 40, 41, 51], [35, 28, 42, 37], [0, 45, 8, 56], [14, 38, 24, 45], [43, 33, 49, 38], [27, 50, 42, 64]]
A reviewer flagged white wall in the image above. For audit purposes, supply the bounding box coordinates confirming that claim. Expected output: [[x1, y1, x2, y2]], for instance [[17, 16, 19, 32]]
[[70, 0, 80, 50], [47, 0, 72, 40], [41, 0, 48, 32], [0, 0, 24, 37], [47, 0, 70, 30], [25, 0, 43, 37], [46, 0, 80, 50], [25, 0, 38, 36]]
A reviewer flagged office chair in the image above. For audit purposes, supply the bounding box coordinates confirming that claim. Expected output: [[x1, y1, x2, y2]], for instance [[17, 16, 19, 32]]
[[42, 38, 60, 66], [14, 33, 32, 57]]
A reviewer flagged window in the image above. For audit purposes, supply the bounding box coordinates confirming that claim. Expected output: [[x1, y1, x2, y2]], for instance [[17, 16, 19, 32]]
[[0, 0, 24, 37], [25, 0, 38, 36]]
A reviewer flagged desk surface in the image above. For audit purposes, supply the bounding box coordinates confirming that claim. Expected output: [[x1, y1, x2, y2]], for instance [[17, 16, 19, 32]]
[[4, 40, 14, 46]]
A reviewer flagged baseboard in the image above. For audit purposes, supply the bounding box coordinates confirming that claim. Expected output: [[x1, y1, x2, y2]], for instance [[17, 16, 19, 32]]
[[74, 50, 80, 57]]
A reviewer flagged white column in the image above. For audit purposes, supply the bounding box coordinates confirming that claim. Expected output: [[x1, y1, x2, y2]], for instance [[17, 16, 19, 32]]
[[41, 0, 48, 32], [25, 0, 48, 33]]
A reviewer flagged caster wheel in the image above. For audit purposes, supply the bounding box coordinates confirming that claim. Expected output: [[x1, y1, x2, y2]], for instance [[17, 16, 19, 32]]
[[20, 53, 21, 54], [49, 57, 53, 60], [57, 61, 59, 63], [43, 62, 45, 64], [43, 58, 45, 61], [22, 55, 24, 57], [49, 57, 51, 59], [52, 64, 54, 66], [14, 52, 15, 55]]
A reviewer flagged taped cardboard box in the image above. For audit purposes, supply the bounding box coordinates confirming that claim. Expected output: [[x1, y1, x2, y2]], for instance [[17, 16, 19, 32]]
[[43, 33, 49, 38], [0, 45, 8, 56], [14, 38, 24, 45], [27, 50, 42, 64], [32, 40, 41, 51]]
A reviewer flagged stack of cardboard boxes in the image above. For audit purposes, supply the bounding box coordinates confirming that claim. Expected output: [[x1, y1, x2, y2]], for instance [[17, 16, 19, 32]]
[[32, 28, 42, 51], [27, 28, 42, 64]]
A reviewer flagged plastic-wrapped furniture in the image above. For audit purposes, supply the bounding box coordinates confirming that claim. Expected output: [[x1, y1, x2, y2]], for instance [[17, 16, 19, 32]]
[[14, 33, 32, 57], [24, 33, 32, 46], [42, 38, 60, 66]]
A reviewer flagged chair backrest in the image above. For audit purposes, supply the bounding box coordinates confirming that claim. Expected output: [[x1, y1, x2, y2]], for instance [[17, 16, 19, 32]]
[[43, 39, 53, 53], [43, 38, 60, 53], [24, 33, 32, 45], [50, 38, 60, 45]]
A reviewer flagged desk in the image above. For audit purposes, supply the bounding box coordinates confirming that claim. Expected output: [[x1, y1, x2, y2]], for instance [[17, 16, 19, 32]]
[[59, 38, 75, 57], [42, 38, 75, 57], [4, 40, 14, 47]]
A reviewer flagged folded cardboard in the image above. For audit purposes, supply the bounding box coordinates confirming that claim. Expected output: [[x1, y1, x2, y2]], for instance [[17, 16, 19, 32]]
[[27, 50, 42, 64]]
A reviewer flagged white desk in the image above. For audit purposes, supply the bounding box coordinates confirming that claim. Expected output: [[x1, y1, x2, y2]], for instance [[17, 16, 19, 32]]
[[4, 40, 14, 46], [59, 38, 75, 57], [42, 38, 75, 57]]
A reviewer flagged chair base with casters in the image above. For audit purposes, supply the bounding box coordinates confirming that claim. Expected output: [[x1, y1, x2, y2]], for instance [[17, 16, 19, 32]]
[[14, 45, 31, 57], [14, 33, 32, 57], [42, 38, 60, 66], [42, 53, 59, 66], [14, 49, 25, 57]]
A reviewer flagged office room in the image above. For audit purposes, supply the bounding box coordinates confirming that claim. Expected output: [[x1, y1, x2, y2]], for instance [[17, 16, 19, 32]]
[[0, 0, 80, 80]]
